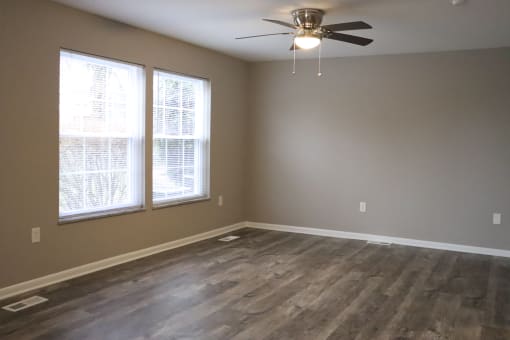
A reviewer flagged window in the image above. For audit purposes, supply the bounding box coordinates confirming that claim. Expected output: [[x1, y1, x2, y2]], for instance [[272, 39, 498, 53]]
[[152, 70, 210, 206], [59, 50, 144, 221]]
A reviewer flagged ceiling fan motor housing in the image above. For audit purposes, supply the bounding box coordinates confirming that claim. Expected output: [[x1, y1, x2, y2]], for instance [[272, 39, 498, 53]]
[[235, 8, 373, 50], [291, 8, 325, 30]]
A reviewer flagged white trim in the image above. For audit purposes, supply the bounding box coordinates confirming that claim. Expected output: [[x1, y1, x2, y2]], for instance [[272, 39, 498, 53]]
[[4, 220, 508, 301], [246, 221, 510, 258], [0, 222, 246, 301]]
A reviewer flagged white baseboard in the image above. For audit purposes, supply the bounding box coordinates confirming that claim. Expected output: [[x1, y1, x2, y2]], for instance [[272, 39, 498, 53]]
[[4, 220, 508, 301], [0, 222, 246, 301], [246, 221, 510, 258]]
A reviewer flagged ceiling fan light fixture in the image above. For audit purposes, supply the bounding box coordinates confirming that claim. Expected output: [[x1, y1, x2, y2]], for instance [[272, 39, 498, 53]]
[[294, 32, 321, 49]]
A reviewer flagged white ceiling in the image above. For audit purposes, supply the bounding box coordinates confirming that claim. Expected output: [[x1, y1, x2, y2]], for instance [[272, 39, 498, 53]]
[[53, 0, 510, 61]]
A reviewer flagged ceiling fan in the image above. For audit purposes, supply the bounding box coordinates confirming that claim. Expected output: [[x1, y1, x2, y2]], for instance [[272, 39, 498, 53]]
[[236, 8, 374, 50]]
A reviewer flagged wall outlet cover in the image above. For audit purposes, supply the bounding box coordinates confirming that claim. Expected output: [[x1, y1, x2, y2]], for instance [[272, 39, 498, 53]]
[[31, 227, 40, 243], [493, 213, 502, 225]]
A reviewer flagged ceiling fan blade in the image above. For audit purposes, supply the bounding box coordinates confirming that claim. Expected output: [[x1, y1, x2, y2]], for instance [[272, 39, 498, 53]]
[[236, 32, 292, 39], [325, 32, 373, 46], [321, 21, 372, 32], [262, 18, 298, 29]]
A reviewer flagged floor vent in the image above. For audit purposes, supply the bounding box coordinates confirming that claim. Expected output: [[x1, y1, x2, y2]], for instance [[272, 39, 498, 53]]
[[218, 235, 240, 242], [367, 241, 392, 246], [2, 296, 48, 312]]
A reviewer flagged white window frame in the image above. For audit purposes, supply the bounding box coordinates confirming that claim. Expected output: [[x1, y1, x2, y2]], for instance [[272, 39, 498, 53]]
[[58, 49, 145, 223], [152, 69, 211, 208]]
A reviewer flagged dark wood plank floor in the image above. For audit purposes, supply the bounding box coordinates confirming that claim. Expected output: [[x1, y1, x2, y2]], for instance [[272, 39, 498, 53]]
[[1, 228, 510, 340]]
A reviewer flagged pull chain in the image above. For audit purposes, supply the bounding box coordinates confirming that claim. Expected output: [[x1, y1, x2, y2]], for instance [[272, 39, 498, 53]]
[[292, 39, 296, 75], [317, 41, 322, 77]]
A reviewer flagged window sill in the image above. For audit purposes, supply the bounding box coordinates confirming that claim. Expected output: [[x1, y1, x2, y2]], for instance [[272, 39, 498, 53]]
[[59, 206, 146, 225], [152, 196, 211, 210]]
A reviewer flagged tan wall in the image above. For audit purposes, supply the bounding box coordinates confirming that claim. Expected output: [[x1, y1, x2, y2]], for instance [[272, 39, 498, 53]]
[[2, 0, 510, 291], [247, 48, 510, 250], [0, 0, 248, 288]]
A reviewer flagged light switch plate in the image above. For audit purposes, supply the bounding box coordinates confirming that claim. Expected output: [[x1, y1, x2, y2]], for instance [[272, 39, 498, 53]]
[[360, 202, 367, 213]]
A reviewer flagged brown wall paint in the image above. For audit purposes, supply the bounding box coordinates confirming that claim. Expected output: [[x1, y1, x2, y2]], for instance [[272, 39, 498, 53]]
[[0, 0, 248, 288], [247, 48, 510, 250], [2, 1, 510, 291]]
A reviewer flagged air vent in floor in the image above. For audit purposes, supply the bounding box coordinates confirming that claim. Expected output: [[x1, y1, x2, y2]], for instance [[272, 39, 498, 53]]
[[2, 296, 48, 312], [218, 235, 240, 242], [367, 240, 392, 246]]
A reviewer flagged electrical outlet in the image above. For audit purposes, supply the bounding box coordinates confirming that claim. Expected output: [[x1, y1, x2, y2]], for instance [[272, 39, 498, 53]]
[[493, 213, 502, 225], [360, 201, 367, 213], [31, 227, 40, 243], [218, 195, 223, 207]]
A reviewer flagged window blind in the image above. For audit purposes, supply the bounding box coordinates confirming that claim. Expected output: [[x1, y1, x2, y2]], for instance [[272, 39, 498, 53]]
[[152, 70, 210, 205], [59, 50, 144, 219]]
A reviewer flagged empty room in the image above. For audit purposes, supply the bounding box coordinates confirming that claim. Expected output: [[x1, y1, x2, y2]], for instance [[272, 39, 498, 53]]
[[1, 0, 510, 339]]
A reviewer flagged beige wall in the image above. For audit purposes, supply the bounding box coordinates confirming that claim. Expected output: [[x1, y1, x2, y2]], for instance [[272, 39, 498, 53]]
[[0, 0, 248, 288], [247, 48, 510, 250], [2, 0, 510, 291]]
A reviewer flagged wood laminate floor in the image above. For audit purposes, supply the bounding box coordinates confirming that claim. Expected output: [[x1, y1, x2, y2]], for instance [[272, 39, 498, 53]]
[[1, 228, 510, 340]]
